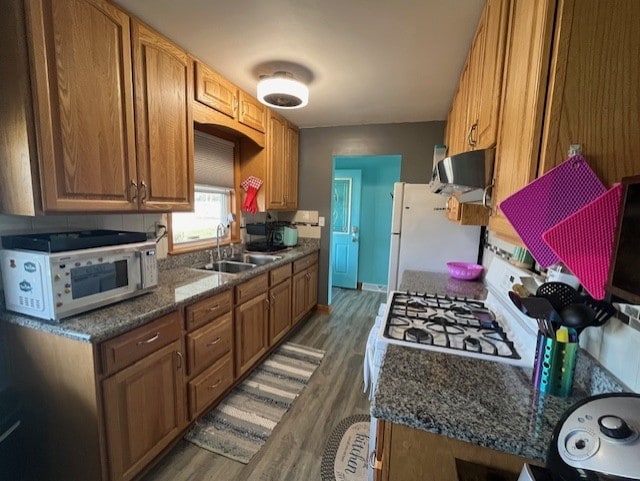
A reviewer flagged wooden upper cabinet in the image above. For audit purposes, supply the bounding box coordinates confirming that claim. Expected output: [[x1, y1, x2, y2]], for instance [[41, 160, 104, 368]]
[[26, 0, 138, 212], [474, 0, 510, 149], [285, 123, 299, 210], [489, 0, 557, 244], [445, 0, 509, 156], [195, 62, 238, 119], [266, 111, 287, 209], [538, 0, 640, 184], [263, 111, 299, 210], [132, 21, 194, 211], [491, 0, 640, 244], [238, 90, 266, 133]]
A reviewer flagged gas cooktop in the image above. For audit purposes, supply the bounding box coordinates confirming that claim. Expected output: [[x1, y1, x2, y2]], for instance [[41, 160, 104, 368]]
[[380, 291, 524, 365]]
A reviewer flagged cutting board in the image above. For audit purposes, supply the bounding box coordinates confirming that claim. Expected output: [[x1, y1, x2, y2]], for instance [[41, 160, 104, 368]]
[[499, 156, 606, 267], [543, 184, 623, 299]]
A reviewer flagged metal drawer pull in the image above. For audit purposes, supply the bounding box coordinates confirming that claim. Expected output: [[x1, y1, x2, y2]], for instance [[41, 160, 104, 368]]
[[208, 379, 222, 390], [176, 351, 183, 369], [207, 337, 222, 346], [207, 304, 220, 312], [368, 450, 377, 469], [137, 332, 160, 345]]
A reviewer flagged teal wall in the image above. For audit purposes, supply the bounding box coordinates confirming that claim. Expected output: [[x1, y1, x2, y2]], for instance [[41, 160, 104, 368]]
[[334, 155, 401, 286]]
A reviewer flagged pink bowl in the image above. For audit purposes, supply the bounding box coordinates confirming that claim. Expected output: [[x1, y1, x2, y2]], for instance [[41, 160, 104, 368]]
[[447, 262, 484, 281]]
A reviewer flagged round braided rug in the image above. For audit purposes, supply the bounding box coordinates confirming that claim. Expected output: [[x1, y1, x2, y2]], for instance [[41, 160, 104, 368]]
[[320, 414, 370, 481]]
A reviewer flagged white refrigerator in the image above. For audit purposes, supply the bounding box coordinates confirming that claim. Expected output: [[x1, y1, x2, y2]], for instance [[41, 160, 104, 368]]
[[387, 183, 482, 292]]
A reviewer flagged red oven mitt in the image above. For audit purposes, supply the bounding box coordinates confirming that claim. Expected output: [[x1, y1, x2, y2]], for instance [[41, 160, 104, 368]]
[[241, 176, 263, 213]]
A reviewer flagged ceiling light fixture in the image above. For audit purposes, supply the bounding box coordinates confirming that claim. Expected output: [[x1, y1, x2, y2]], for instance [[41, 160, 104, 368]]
[[257, 71, 309, 109]]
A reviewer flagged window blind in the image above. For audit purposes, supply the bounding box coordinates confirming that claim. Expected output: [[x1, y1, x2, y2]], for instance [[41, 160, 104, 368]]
[[194, 130, 235, 189]]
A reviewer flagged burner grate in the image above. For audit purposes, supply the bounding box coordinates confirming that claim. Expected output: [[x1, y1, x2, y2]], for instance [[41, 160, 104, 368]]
[[384, 291, 520, 360]]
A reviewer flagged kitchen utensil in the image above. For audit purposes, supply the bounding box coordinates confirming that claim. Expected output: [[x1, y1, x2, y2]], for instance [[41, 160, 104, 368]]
[[499, 155, 606, 268], [547, 393, 640, 480], [508, 291, 526, 313], [543, 183, 623, 300], [520, 296, 563, 324], [579, 295, 616, 326], [535, 282, 579, 311], [559, 303, 596, 330], [446, 262, 484, 280]]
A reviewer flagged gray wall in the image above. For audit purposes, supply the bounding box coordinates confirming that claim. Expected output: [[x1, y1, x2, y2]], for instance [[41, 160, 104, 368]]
[[298, 121, 445, 305]]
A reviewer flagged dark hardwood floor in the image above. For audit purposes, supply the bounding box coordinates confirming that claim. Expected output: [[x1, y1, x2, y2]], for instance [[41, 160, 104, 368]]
[[142, 287, 386, 481]]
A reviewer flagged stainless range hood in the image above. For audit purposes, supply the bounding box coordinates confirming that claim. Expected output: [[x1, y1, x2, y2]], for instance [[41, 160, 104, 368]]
[[429, 149, 495, 195]]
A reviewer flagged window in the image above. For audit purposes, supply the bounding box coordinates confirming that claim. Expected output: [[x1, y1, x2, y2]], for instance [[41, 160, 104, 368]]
[[171, 186, 231, 244], [169, 131, 236, 251]]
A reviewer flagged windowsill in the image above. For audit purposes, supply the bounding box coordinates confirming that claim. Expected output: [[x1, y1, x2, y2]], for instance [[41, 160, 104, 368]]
[[168, 236, 241, 255]]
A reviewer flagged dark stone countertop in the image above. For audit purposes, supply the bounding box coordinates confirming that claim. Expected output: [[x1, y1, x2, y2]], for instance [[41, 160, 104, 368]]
[[0, 245, 319, 343], [371, 270, 626, 463]]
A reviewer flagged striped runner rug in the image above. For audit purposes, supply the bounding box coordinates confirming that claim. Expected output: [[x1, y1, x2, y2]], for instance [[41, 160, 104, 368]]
[[185, 342, 325, 464]]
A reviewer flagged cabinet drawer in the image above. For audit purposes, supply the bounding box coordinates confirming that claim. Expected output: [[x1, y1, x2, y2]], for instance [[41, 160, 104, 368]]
[[186, 312, 233, 376], [235, 273, 268, 304], [101, 310, 181, 375], [270, 263, 292, 286], [293, 252, 318, 273], [188, 353, 234, 419], [185, 290, 232, 331]]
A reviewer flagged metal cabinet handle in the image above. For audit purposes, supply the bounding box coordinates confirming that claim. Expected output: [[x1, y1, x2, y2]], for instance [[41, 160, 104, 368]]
[[176, 351, 183, 369], [207, 304, 220, 312], [208, 379, 222, 390], [482, 182, 494, 210], [140, 180, 148, 204], [467, 123, 478, 147], [369, 450, 377, 469], [265, 298, 271, 307], [207, 337, 222, 347], [129, 179, 138, 202], [137, 332, 159, 346]]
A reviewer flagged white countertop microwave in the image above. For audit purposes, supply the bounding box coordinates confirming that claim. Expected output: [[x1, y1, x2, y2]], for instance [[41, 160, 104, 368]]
[[1, 240, 158, 321]]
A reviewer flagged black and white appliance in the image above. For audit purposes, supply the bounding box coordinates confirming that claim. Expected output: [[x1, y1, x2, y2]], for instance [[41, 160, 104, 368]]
[[364, 257, 541, 480], [1, 230, 158, 321], [520, 393, 640, 480]]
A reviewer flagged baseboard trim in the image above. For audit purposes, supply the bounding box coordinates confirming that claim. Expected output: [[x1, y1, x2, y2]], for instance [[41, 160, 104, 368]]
[[315, 304, 332, 314]]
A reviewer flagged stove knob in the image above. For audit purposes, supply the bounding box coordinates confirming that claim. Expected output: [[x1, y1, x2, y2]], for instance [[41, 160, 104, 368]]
[[598, 415, 633, 439]]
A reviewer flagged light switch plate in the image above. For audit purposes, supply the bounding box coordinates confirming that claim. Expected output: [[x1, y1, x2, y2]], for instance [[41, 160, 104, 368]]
[[319, 216, 325, 227]]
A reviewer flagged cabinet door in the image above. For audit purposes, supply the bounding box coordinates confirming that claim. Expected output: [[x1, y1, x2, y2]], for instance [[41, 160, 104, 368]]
[[539, 0, 640, 183], [488, 0, 557, 244], [235, 293, 269, 376], [26, 0, 138, 212], [292, 270, 308, 325], [266, 112, 287, 209], [475, 0, 510, 149], [269, 280, 292, 346], [284, 123, 299, 210], [102, 339, 185, 481], [132, 21, 194, 211], [238, 90, 266, 133], [194, 62, 238, 119], [306, 264, 318, 313]]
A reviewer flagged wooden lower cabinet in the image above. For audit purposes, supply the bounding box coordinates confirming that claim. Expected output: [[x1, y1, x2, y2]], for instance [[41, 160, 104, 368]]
[[235, 292, 269, 376], [187, 353, 234, 419], [292, 263, 318, 324], [269, 278, 292, 345], [102, 339, 186, 481], [376, 421, 534, 481]]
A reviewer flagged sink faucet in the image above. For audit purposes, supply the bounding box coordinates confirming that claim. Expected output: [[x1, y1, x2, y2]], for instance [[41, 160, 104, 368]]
[[216, 223, 226, 260]]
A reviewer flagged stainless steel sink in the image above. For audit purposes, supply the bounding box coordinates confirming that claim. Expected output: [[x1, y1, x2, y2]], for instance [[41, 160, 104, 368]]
[[200, 260, 257, 274], [229, 253, 283, 266]]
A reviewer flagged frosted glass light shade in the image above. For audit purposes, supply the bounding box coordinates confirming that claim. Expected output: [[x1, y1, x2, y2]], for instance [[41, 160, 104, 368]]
[[257, 76, 309, 109]]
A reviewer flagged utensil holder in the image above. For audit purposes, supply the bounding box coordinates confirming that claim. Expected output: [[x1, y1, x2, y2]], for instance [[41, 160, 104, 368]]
[[532, 332, 577, 397]]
